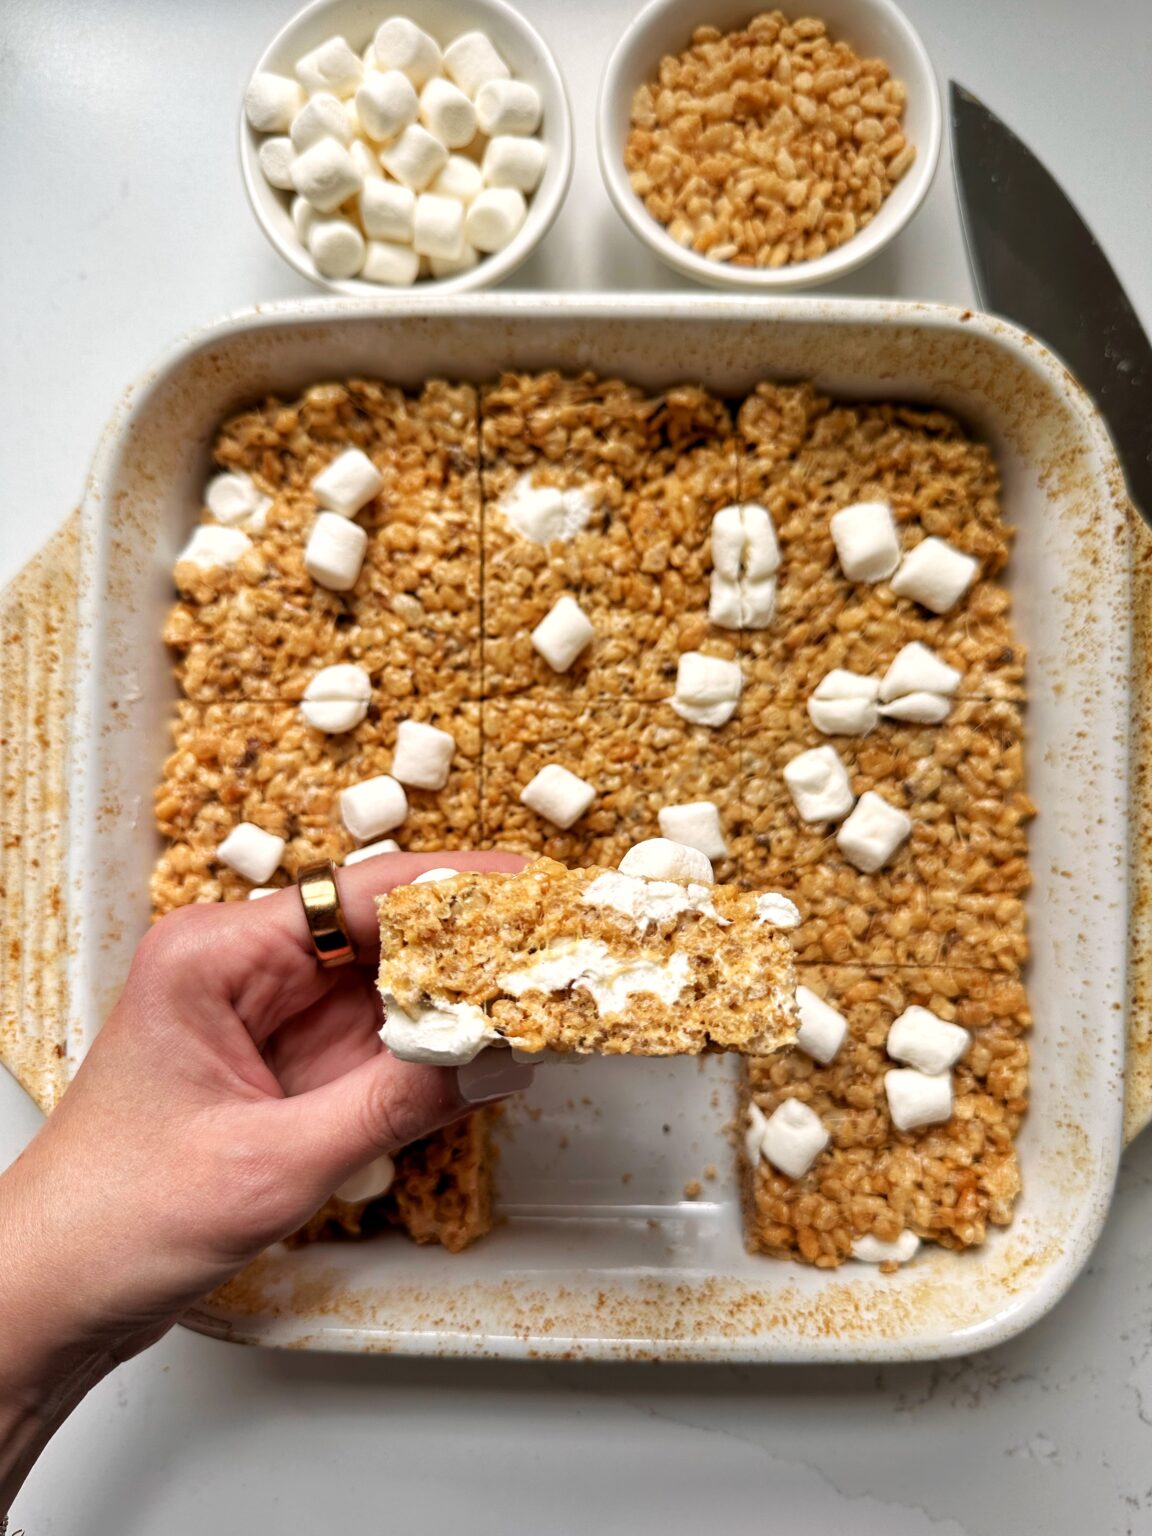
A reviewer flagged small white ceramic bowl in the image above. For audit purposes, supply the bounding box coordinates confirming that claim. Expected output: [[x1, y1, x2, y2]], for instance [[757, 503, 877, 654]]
[[597, 0, 941, 291], [240, 0, 573, 296]]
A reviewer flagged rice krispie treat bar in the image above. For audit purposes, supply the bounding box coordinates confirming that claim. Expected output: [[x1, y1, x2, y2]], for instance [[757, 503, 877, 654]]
[[376, 857, 798, 1059]]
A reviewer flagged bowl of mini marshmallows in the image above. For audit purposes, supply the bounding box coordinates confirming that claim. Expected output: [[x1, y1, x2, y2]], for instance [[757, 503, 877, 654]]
[[598, 0, 940, 290], [241, 0, 572, 293]]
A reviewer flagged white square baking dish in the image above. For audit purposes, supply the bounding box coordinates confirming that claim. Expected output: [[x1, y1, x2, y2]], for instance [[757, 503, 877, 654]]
[[62, 295, 1130, 1362]]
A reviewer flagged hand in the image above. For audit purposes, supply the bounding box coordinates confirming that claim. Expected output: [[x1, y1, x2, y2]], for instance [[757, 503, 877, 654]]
[[0, 850, 527, 1492]]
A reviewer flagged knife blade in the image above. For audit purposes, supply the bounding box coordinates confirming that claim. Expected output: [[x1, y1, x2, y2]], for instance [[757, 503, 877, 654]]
[[951, 81, 1152, 525]]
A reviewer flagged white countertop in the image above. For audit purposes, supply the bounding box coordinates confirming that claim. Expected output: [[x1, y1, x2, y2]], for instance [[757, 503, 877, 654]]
[[4, 0, 1151, 1531]]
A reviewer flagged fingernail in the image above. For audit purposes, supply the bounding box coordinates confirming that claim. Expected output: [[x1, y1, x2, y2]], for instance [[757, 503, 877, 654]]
[[457, 1052, 536, 1104]]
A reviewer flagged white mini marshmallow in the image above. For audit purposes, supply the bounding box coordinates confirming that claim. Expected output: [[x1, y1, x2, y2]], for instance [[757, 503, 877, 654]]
[[745, 1102, 770, 1164], [879, 642, 962, 702], [465, 186, 526, 253], [813, 668, 881, 701], [432, 154, 484, 203], [391, 718, 456, 790], [475, 78, 542, 136], [740, 576, 777, 628], [794, 984, 848, 1065], [175, 525, 252, 570], [245, 71, 304, 132], [344, 838, 401, 864], [258, 136, 296, 189], [290, 138, 362, 212], [443, 31, 509, 97], [852, 1231, 921, 1265], [311, 448, 384, 517], [741, 504, 781, 579], [520, 764, 595, 829], [304, 512, 367, 591], [292, 194, 318, 241], [335, 1152, 395, 1205], [500, 476, 591, 543], [340, 774, 409, 841], [361, 179, 416, 240], [482, 135, 547, 192], [711, 505, 744, 580], [755, 892, 802, 929], [419, 77, 478, 149], [430, 246, 480, 278], [890, 537, 979, 613], [413, 192, 466, 260], [885, 1069, 953, 1132], [808, 669, 880, 736], [362, 240, 421, 286], [756, 1098, 830, 1180], [783, 745, 855, 823], [300, 663, 372, 734], [355, 69, 419, 141], [290, 92, 353, 151], [350, 139, 382, 181], [531, 594, 595, 672], [830, 501, 900, 583], [205, 471, 262, 526], [373, 18, 443, 88], [836, 791, 912, 873], [247, 887, 278, 900], [411, 867, 460, 884], [671, 652, 743, 728], [657, 802, 728, 862], [380, 123, 449, 190], [295, 36, 363, 99], [618, 838, 714, 885], [308, 217, 365, 279], [879, 691, 952, 724], [887, 1006, 971, 1075], [708, 577, 743, 630], [217, 822, 285, 884]]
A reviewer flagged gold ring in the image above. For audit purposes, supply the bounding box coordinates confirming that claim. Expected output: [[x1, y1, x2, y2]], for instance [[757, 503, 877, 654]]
[[297, 861, 356, 968]]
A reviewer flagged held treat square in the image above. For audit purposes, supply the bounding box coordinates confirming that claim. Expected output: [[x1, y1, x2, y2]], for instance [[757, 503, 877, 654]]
[[375, 858, 798, 1060]]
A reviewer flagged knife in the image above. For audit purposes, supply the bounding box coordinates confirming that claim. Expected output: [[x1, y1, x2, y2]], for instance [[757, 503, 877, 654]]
[[951, 82, 1152, 526]]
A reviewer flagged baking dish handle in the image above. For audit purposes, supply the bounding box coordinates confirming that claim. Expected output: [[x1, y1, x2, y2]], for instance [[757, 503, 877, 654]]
[[0, 511, 83, 1116]]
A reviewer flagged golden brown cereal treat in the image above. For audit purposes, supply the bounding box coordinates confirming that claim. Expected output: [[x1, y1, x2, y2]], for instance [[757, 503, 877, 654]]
[[376, 858, 798, 1057], [741, 965, 1030, 1266], [479, 693, 742, 883]]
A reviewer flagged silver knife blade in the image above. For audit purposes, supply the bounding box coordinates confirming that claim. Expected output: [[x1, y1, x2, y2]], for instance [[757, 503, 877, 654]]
[[951, 81, 1152, 525]]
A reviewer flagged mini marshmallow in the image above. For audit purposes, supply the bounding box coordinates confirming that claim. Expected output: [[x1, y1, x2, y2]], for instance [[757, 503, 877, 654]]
[[430, 246, 480, 278], [344, 838, 401, 864], [292, 195, 318, 241], [475, 78, 542, 136], [745, 1102, 770, 1164], [807, 695, 878, 736], [290, 138, 362, 213], [373, 17, 443, 88], [443, 31, 510, 97], [247, 887, 278, 900], [340, 774, 409, 841], [432, 154, 484, 203], [740, 576, 777, 628], [782, 745, 855, 823], [852, 1231, 921, 1265], [380, 123, 449, 190], [879, 691, 952, 724], [885, 1068, 953, 1132], [217, 822, 285, 884], [500, 476, 592, 543], [531, 594, 595, 672], [175, 525, 252, 571], [308, 217, 365, 279], [411, 867, 460, 884], [300, 663, 372, 734], [755, 892, 801, 929], [708, 576, 743, 630], [618, 838, 714, 885], [420, 77, 477, 150], [391, 718, 456, 790], [837, 791, 912, 873], [755, 1098, 830, 1180], [290, 92, 354, 151], [413, 193, 466, 260], [295, 36, 363, 99], [482, 135, 547, 193], [830, 501, 900, 583], [335, 1152, 395, 1205], [814, 668, 880, 701], [305, 512, 368, 591], [355, 69, 419, 142], [465, 186, 526, 253], [879, 642, 961, 702], [258, 135, 296, 189], [741, 504, 781, 579], [362, 240, 421, 286], [361, 179, 416, 240], [311, 448, 384, 517], [887, 1006, 971, 1075], [671, 652, 743, 728], [794, 984, 848, 1065], [711, 505, 744, 579], [349, 139, 383, 182], [245, 71, 304, 132], [520, 764, 595, 829], [205, 471, 262, 526], [890, 537, 979, 613], [657, 802, 728, 862]]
